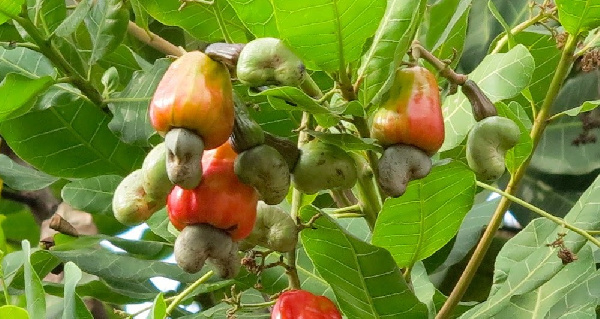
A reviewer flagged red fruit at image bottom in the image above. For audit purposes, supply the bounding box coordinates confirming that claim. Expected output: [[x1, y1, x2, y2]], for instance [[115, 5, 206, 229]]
[[272, 290, 342, 319]]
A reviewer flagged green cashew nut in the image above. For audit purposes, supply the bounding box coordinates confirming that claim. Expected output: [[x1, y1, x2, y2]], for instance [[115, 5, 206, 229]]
[[174, 224, 240, 278], [141, 142, 174, 203], [237, 37, 306, 87], [165, 128, 204, 189], [377, 144, 432, 197], [240, 201, 298, 253], [113, 169, 162, 226], [234, 144, 290, 205], [466, 116, 520, 181], [292, 140, 358, 194]]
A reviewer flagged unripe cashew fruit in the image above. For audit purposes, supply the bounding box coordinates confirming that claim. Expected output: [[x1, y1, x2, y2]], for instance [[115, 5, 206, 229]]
[[461, 79, 498, 122], [165, 128, 204, 190], [377, 144, 432, 197], [174, 224, 240, 278], [292, 140, 358, 194], [113, 170, 162, 226], [466, 116, 520, 181], [141, 142, 174, 202], [240, 201, 298, 252], [149, 51, 234, 149], [237, 37, 306, 87], [235, 145, 290, 205]]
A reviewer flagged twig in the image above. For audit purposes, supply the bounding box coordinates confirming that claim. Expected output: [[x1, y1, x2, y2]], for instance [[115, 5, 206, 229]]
[[127, 22, 185, 57], [411, 41, 467, 85], [165, 271, 215, 316]]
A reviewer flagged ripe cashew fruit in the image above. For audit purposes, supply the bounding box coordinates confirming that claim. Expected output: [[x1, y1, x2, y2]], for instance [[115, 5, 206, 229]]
[[466, 116, 520, 181], [234, 144, 290, 205], [113, 170, 162, 226], [461, 79, 498, 121], [272, 290, 342, 319], [240, 201, 298, 253], [174, 224, 240, 278], [141, 142, 174, 202], [149, 51, 234, 149], [377, 144, 432, 197], [237, 37, 306, 87], [370, 66, 445, 155], [164, 128, 204, 190], [167, 142, 258, 241], [292, 140, 358, 195]]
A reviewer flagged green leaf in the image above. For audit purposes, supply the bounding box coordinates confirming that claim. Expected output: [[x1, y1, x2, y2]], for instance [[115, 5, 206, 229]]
[[22, 240, 46, 319], [300, 205, 429, 318], [146, 208, 178, 243], [272, 0, 386, 72], [305, 130, 383, 152], [84, 0, 129, 65], [26, 0, 66, 36], [149, 293, 166, 319], [0, 47, 56, 80], [61, 175, 123, 215], [0, 0, 23, 24], [130, 0, 149, 31], [98, 45, 149, 89], [547, 268, 600, 318], [0, 154, 59, 191], [253, 87, 332, 114], [193, 289, 271, 318], [497, 101, 533, 174], [226, 0, 279, 37], [530, 71, 600, 175], [63, 262, 93, 319], [44, 279, 160, 304], [107, 58, 170, 146], [7, 250, 60, 290], [461, 174, 600, 317], [358, 0, 426, 106], [372, 162, 476, 268], [555, 100, 600, 117], [54, 0, 93, 38], [0, 73, 53, 121], [411, 262, 437, 318], [0, 305, 29, 319], [0, 85, 146, 178], [441, 44, 535, 152], [556, 0, 600, 36], [138, 0, 247, 42]]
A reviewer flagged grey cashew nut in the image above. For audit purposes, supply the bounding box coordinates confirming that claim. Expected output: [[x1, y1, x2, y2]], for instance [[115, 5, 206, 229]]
[[164, 128, 204, 189], [377, 144, 432, 197], [174, 224, 240, 279]]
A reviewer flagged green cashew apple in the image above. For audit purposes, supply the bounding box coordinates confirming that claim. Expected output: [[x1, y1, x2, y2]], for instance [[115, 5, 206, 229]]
[[292, 140, 358, 194], [466, 116, 520, 181], [165, 128, 204, 189], [461, 79, 498, 122], [234, 145, 290, 205], [240, 201, 298, 253], [236, 37, 305, 87], [377, 144, 432, 197], [113, 169, 162, 226], [141, 142, 174, 203], [174, 223, 240, 278]]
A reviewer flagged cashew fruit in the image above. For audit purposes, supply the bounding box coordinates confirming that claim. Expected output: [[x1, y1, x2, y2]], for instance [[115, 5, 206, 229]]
[[141, 142, 174, 202], [234, 144, 290, 205], [167, 142, 258, 241], [292, 140, 358, 194], [461, 79, 497, 121], [466, 116, 520, 181], [377, 144, 432, 197], [370, 66, 445, 155], [174, 224, 240, 278], [240, 201, 298, 253], [164, 128, 204, 190], [113, 169, 162, 226], [149, 51, 234, 149], [272, 290, 342, 319], [237, 37, 305, 87]]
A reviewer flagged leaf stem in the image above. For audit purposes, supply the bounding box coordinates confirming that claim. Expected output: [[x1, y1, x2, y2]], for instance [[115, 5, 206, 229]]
[[476, 181, 600, 248], [11, 14, 104, 107], [436, 33, 578, 319], [165, 270, 214, 316]]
